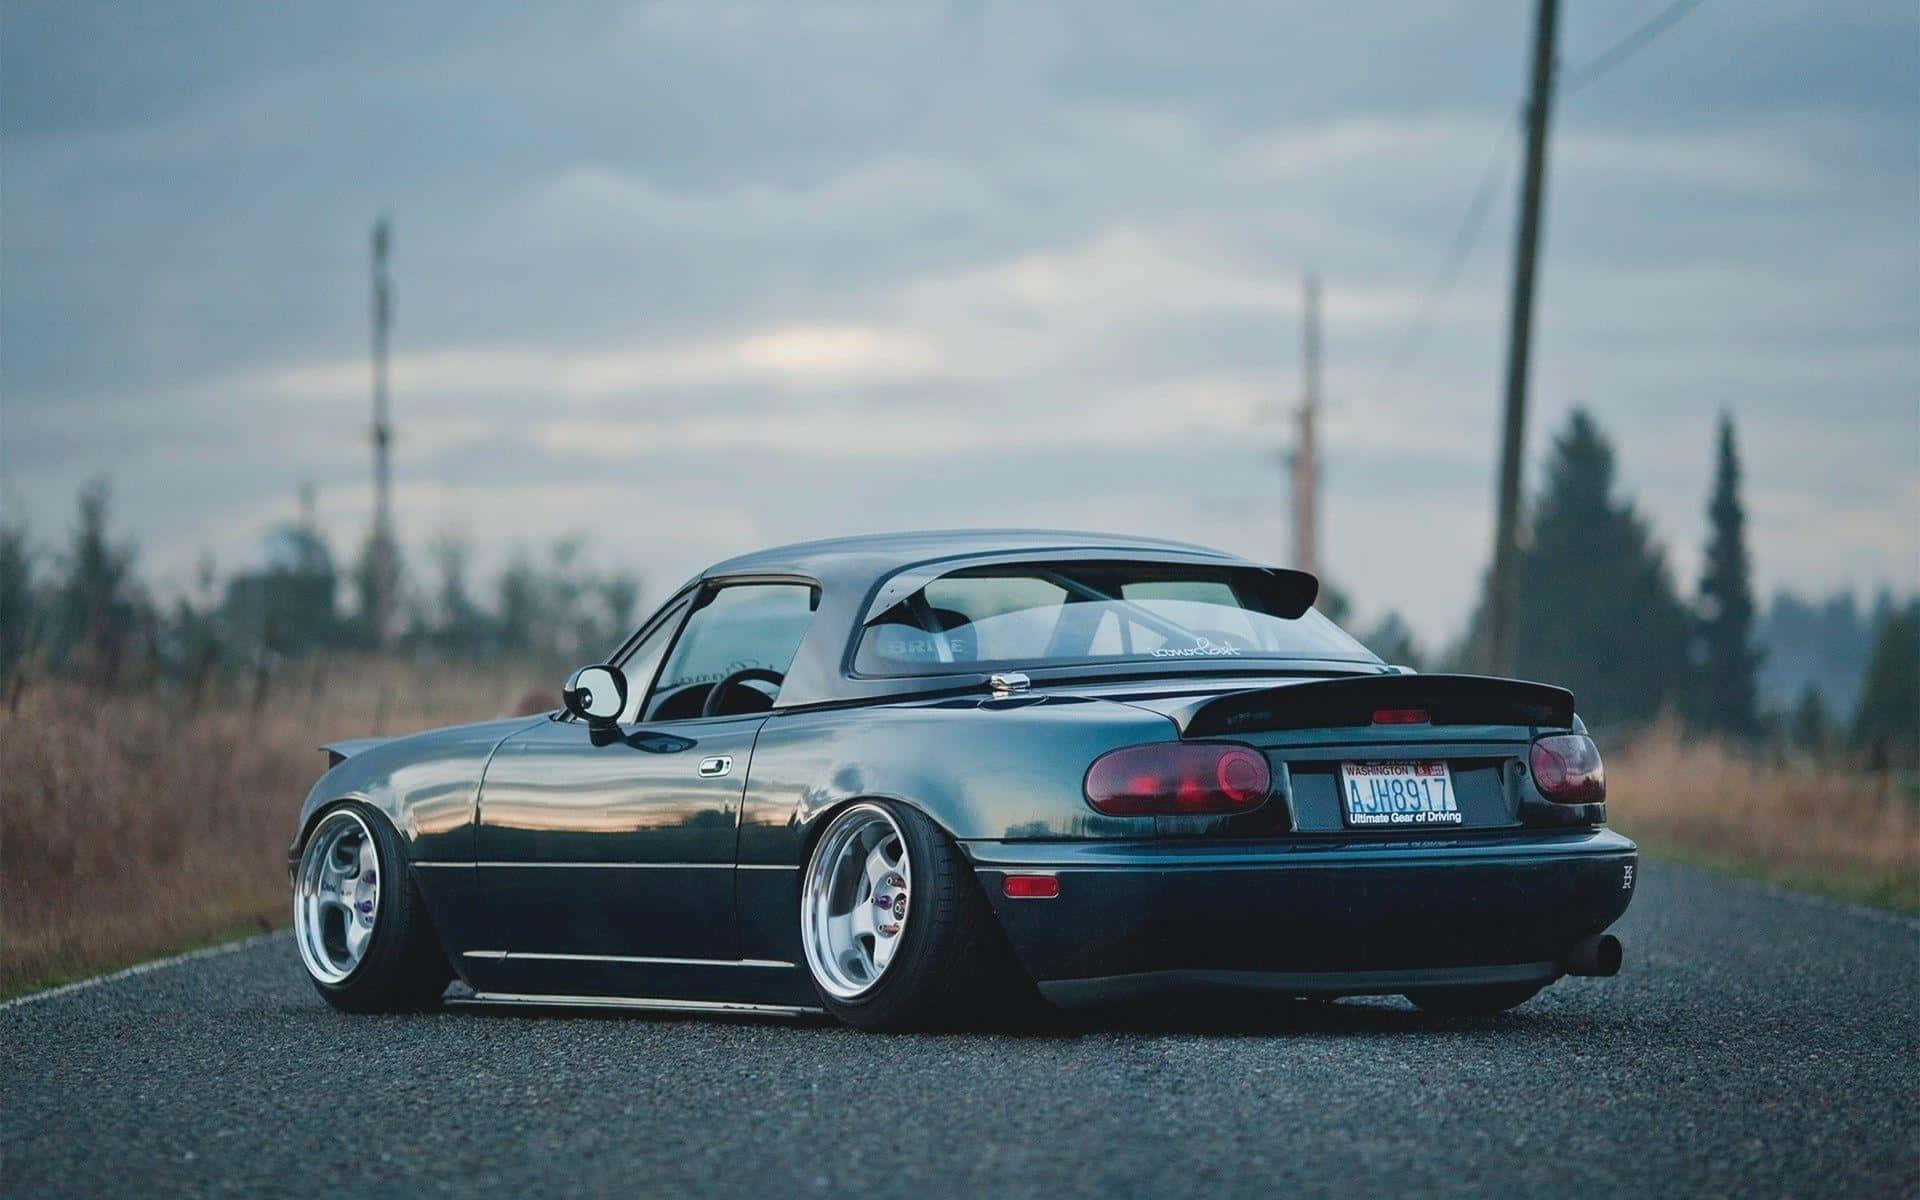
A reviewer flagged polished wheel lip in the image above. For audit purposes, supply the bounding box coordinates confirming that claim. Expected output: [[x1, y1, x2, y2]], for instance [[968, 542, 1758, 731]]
[[293, 808, 381, 985], [800, 803, 911, 1001]]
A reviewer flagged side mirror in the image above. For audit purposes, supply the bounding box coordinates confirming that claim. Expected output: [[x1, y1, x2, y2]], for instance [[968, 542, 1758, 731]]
[[562, 663, 628, 727]]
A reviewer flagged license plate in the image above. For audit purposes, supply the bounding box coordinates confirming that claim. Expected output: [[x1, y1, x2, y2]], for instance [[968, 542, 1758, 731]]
[[1340, 761, 1460, 827]]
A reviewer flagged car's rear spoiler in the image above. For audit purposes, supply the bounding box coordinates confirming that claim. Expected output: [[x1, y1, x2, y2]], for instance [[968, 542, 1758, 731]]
[[321, 737, 391, 768], [1177, 674, 1575, 737]]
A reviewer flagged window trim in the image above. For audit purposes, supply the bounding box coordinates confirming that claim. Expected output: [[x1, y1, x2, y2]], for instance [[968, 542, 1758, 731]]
[[606, 581, 702, 671], [634, 575, 822, 724]]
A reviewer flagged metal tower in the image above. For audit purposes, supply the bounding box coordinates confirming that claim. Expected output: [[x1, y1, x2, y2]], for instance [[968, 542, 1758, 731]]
[[369, 218, 396, 648]]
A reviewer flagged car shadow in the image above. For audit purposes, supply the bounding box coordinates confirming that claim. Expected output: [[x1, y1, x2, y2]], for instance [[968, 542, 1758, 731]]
[[431, 982, 1642, 1038], [439, 996, 1557, 1038], [1051, 995, 1527, 1037]]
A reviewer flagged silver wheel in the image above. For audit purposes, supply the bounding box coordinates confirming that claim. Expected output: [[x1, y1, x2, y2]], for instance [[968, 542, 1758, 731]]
[[294, 809, 381, 985], [801, 804, 912, 1001]]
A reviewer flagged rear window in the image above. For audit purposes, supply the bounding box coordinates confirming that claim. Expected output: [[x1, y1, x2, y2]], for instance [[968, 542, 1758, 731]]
[[853, 562, 1377, 675]]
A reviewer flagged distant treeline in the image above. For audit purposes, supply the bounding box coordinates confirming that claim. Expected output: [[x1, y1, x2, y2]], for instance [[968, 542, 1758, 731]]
[[3, 412, 1913, 766], [1757, 591, 1897, 716], [0, 480, 640, 700], [1334, 408, 1914, 766]]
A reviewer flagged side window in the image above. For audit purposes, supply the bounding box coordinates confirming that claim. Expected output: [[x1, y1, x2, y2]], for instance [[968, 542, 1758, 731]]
[[643, 584, 817, 721], [610, 596, 692, 724]]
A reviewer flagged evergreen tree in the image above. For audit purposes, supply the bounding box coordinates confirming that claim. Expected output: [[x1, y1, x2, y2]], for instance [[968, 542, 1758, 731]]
[[496, 553, 542, 654], [429, 534, 491, 653], [351, 530, 405, 648], [1852, 600, 1919, 767], [1358, 611, 1424, 670], [1693, 413, 1761, 734], [1507, 410, 1693, 727], [1788, 684, 1829, 757], [52, 479, 145, 679], [0, 513, 36, 678], [596, 573, 642, 657]]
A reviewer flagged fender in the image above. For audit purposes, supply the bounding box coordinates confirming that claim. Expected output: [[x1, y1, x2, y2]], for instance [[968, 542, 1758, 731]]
[[320, 736, 393, 768], [736, 694, 1176, 867], [291, 716, 547, 864], [727, 693, 1172, 968], [292, 715, 548, 981]]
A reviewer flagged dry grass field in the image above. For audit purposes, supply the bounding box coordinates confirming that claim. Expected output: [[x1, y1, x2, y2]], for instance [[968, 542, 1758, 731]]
[[0, 658, 548, 997], [1607, 721, 1919, 913], [3, 671, 1913, 997]]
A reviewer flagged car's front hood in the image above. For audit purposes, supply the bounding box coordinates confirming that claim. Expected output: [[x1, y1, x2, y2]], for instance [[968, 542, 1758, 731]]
[[317, 714, 549, 770]]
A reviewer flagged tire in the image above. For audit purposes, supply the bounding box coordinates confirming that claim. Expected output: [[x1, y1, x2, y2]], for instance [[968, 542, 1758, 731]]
[[293, 802, 452, 1013], [799, 800, 1039, 1031], [1404, 982, 1544, 1017]]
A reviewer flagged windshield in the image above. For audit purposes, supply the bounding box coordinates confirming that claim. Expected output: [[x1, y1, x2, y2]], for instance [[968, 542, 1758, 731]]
[[853, 562, 1378, 676]]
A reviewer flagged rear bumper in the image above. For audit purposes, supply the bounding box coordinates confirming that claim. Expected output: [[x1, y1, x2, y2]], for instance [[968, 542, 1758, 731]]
[[965, 829, 1636, 1003]]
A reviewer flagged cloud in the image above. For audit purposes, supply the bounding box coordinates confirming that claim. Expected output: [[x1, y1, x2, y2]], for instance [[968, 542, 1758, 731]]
[[254, 323, 948, 405], [3, 0, 1915, 649]]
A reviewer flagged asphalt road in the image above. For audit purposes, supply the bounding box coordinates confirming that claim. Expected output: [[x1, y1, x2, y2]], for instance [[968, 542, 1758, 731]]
[[5, 861, 1915, 1197]]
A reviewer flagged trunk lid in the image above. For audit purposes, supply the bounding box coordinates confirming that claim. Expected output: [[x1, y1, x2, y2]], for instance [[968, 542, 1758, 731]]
[[1103, 673, 1576, 837], [1132, 673, 1572, 737]]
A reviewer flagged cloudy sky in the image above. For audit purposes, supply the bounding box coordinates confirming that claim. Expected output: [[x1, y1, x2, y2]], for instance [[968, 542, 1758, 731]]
[[4, 0, 1915, 648]]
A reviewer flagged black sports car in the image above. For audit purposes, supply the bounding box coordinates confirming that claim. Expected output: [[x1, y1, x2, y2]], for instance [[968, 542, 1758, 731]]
[[291, 530, 1634, 1029]]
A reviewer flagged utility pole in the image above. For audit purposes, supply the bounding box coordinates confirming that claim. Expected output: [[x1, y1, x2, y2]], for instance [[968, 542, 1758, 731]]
[[369, 218, 396, 649], [1292, 273, 1321, 578], [1486, 0, 1559, 676]]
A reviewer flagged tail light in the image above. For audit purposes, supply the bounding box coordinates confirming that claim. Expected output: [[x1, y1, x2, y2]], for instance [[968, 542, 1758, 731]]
[[1084, 743, 1271, 816], [1530, 734, 1605, 803]]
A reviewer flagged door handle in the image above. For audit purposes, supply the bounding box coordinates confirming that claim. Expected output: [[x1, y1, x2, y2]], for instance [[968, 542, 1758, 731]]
[[697, 755, 733, 778]]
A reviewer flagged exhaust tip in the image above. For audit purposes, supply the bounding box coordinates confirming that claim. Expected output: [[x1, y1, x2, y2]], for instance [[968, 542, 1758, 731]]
[[1563, 933, 1622, 977]]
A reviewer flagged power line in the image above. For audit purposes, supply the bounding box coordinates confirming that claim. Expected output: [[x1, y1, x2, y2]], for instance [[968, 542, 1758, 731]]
[[1376, 119, 1519, 406], [1376, 0, 1711, 405], [1560, 0, 1710, 94]]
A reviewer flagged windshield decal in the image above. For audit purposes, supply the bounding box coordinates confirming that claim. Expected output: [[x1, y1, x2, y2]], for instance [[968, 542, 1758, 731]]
[[1149, 637, 1243, 659]]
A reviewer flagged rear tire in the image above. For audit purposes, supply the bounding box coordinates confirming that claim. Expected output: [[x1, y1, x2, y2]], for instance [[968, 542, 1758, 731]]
[[293, 802, 451, 1013], [800, 800, 1039, 1031], [1404, 982, 1544, 1017]]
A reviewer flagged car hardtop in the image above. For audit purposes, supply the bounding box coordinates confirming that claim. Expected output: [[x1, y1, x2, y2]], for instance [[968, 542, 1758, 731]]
[[664, 530, 1368, 711], [699, 528, 1238, 588]]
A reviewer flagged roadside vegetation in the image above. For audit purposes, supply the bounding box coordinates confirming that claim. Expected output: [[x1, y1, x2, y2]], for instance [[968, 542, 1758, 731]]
[[0, 658, 546, 997], [1608, 721, 1919, 913]]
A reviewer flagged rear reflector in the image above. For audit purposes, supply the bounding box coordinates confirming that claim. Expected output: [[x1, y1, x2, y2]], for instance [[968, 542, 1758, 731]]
[[1002, 874, 1060, 899], [1371, 707, 1430, 725], [1084, 742, 1272, 816]]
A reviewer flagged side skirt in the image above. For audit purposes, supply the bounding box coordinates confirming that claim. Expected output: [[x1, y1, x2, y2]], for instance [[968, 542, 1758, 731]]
[[454, 950, 821, 1008], [449, 992, 824, 1019]]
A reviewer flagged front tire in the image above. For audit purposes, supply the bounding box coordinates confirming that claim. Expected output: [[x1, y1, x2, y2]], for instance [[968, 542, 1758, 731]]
[[799, 800, 1035, 1031], [293, 803, 451, 1013]]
